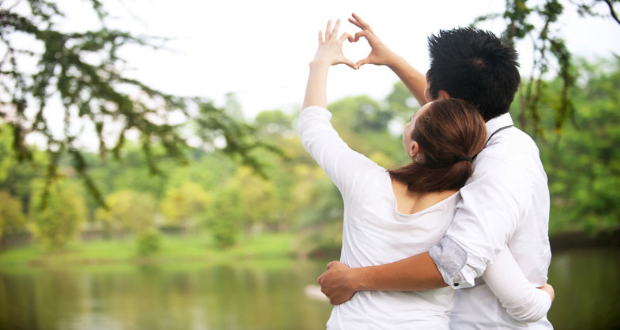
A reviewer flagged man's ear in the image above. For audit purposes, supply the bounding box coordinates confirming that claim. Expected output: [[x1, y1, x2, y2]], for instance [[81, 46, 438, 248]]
[[409, 141, 419, 159], [437, 90, 451, 100]]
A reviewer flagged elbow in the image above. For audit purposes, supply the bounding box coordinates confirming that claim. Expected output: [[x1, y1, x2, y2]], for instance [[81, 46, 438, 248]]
[[503, 291, 552, 323]]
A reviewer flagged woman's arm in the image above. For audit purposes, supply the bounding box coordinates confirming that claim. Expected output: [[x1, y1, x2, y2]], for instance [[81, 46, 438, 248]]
[[300, 20, 380, 200], [303, 19, 356, 109], [347, 13, 428, 106], [482, 247, 554, 322]]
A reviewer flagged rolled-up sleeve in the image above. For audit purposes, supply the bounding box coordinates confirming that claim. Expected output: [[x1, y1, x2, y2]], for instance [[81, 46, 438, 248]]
[[429, 156, 528, 288]]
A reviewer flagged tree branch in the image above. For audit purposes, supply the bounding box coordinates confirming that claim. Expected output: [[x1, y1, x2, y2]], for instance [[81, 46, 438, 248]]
[[603, 0, 620, 25]]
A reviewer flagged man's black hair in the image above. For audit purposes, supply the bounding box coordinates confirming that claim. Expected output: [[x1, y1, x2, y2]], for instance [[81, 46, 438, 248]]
[[426, 28, 520, 122]]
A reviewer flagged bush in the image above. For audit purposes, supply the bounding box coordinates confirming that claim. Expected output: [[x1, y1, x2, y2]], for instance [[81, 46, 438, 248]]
[[136, 228, 161, 257]]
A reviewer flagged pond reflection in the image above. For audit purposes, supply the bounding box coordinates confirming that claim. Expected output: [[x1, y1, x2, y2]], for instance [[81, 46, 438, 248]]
[[0, 261, 333, 330], [0, 248, 618, 330]]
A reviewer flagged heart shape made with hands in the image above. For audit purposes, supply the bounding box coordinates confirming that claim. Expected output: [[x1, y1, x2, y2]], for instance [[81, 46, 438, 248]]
[[342, 35, 372, 69]]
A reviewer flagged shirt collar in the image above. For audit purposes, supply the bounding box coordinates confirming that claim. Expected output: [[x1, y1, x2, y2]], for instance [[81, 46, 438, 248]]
[[485, 112, 514, 138]]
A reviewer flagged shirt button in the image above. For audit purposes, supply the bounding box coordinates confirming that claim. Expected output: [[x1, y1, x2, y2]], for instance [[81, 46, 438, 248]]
[[454, 283, 459, 287]]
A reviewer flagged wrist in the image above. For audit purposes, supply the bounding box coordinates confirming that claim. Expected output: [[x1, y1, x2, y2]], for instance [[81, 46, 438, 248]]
[[385, 53, 404, 70], [350, 266, 367, 291], [309, 59, 331, 70]]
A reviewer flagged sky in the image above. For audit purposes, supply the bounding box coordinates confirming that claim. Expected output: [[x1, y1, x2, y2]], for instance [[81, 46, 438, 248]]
[[95, 0, 620, 118], [6, 0, 620, 149]]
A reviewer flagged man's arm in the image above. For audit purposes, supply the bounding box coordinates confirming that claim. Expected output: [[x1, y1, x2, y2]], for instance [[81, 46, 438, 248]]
[[318, 252, 445, 305], [348, 13, 428, 106]]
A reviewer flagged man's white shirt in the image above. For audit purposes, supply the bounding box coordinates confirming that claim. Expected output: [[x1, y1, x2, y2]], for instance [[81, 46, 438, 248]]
[[430, 112, 553, 329]]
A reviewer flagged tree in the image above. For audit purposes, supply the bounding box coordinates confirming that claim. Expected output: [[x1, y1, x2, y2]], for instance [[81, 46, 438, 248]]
[[473, 0, 620, 136], [0, 0, 274, 207], [538, 58, 620, 234], [160, 182, 211, 233], [0, 190, 26, 237], [94, 190, 157, 237], [29, 180, 86, 250]]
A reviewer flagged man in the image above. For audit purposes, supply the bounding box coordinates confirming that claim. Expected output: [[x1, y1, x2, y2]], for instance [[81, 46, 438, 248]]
[[317, 14, 554, 329]]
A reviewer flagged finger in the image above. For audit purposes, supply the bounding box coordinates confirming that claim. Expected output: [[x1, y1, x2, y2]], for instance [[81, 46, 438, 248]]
[[339, 32, 352, 43], [351, 30, 368, 42], [326, 261, 335, 270], [352, 12, 372, 32], [325, 20, 332, 40], [348, 17, 362, 29], [319, 30, 324, 45], [317, 273, 324, 284], [332, 19, 341, 40]]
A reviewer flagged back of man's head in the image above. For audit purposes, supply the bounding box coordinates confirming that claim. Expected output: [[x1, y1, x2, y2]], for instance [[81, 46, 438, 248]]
[[426, 28, 520, 122]]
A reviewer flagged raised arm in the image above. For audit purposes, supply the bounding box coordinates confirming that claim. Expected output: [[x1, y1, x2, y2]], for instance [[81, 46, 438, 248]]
[[301, 20, 381, 200], [303, 19, 356, 109], [347, 13, 428, 106]]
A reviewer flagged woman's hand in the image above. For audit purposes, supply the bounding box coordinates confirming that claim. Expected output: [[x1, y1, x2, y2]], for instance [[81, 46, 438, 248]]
[[538, 283, 555, 302], [348, 13, 398, 68], [311, 19, 357, 70]]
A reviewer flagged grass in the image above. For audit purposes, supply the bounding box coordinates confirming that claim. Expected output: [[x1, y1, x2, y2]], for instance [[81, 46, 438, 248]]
[[0, 232, 296, 270]]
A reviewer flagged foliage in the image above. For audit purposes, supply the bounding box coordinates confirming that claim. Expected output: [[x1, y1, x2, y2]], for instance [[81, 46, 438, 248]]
[[0, 0, 277, 207], [29, 180, 86, 250], [227, 166, 278, 231], [292, 165, 344, 258], [136, 227, 161, 257], [473, 0, 619, 136], [0, 190, 26, 237], [94, 190, 156, 236], [160, 182, 211, 231], [537, 58, 620, 234], [0, 125, 45, 210]]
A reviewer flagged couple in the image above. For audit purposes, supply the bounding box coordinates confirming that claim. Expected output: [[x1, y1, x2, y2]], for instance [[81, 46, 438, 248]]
[[300, 14, 554, 329]]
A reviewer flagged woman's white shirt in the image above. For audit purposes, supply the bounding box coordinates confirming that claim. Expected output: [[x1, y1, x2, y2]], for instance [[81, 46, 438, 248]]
[[300, 106, 456, 330]]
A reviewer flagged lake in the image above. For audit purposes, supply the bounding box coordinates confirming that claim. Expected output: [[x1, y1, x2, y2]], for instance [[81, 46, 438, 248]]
[[1, 248, 618, 329]]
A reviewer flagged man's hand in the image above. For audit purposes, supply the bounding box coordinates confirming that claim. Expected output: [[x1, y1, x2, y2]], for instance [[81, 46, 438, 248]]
[[317, 261, 358, 305], [347, 13, 398, 68]]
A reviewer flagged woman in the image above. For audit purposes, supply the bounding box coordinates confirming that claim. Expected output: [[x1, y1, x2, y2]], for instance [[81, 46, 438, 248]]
[[300, 20, 553, 329]]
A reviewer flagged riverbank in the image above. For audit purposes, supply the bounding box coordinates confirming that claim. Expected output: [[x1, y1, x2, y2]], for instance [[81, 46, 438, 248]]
[[1, 229, 618, 270], [0, 233, 295, 269]]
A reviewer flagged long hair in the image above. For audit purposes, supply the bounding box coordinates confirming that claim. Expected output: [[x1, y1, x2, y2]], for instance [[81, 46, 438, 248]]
[[389, 98, 487, 192]]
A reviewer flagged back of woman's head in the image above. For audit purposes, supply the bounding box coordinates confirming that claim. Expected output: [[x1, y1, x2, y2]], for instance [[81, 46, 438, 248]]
[[389, 98, 487, 192]]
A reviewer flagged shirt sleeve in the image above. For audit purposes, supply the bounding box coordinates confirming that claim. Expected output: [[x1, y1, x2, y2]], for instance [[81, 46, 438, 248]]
[[429, 156, 529, 288], [482, 247, 552, 322], [299, 106, 382, 200]]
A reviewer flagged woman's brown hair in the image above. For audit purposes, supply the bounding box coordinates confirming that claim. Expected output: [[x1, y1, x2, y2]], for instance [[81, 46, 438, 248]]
[[389, 98, 487, 192]]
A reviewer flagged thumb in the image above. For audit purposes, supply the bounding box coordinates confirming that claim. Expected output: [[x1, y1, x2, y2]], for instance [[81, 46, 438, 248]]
[[343, 59, 358, 70], [356, 57, 373, 68]]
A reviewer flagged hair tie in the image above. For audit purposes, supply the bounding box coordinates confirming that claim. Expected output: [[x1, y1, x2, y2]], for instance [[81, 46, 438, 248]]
[[456, 156, 473, 163]]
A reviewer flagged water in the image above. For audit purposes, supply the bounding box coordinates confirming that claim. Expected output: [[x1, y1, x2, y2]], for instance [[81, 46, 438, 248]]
[[1, 249, 619, 330]]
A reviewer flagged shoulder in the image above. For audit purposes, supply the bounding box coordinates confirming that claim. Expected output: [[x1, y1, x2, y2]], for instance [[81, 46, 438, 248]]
[[467, 127, 546, 197]]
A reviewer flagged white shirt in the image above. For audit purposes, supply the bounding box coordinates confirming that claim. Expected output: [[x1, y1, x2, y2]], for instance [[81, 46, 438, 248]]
[[301, 106, 455, 330], [300, 107, 551, 330], [433, 112, 553, 329]]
